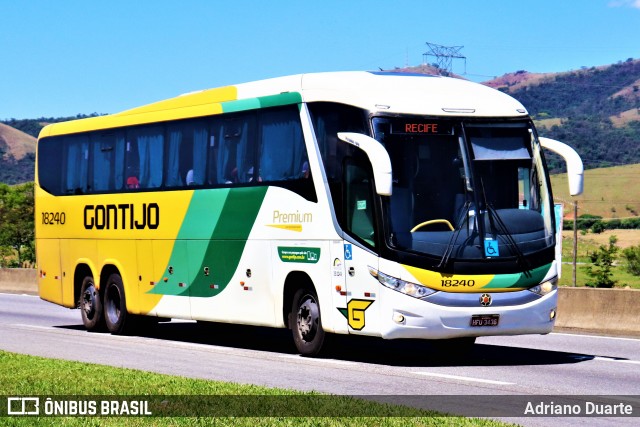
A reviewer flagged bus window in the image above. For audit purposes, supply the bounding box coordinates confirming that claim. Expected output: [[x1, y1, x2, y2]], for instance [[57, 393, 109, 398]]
[[166, 120, 208, 187], [258, 107, 305, 182], [64, 135, 90, 194], [215, 116, 256, 184], [345, 159, 377, 248], [91, 131, 125, 192], [37, 136, 63, 195], [308, 102, 368, 230], [126, 126, 164, 189]]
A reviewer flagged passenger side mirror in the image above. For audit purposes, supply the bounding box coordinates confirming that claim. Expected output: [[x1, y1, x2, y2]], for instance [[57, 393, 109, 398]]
[[539, 137, 584, 196]]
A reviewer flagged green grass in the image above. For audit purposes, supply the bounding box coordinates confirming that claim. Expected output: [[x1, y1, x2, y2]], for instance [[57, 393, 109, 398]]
[[0, 351, 513, 427], [560, 230, 640, 288], [550, 163, 640, 219]]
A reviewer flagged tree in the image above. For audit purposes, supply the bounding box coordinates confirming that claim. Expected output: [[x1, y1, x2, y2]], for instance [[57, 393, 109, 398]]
[[622, 245, 640, 276], [583, 235, 618, 288], [0, 182, 35, 267]]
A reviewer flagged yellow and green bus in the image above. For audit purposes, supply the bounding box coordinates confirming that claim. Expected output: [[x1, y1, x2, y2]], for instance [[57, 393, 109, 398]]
[[36, 72, 583, 356]]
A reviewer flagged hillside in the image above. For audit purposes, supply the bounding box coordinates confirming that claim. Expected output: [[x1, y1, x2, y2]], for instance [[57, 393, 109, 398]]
[[483, 58, 640, 171], [0, 123, 36, 184], [0, 115, 101, 184], [550, 163, 640, 219]]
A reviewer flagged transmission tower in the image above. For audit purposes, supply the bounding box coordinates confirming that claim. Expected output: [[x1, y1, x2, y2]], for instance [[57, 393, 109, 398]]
[[423, 42, 467, 75]]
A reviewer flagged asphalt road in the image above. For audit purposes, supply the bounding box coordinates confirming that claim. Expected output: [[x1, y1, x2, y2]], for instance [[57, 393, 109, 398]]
[[1, 292, 638, 426]]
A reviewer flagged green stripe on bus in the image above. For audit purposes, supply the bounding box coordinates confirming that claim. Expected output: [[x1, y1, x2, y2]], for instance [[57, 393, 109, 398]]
[[148, 187, 268, 297], [482, 263, 552, 289], [221, 92, 302, 113]]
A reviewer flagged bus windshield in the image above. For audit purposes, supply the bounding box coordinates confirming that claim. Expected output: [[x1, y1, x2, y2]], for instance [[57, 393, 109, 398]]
[[373, 117, 555, 263]]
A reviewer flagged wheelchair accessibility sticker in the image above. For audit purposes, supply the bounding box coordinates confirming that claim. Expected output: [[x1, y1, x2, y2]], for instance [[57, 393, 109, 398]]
[[344, 244, 352, 260], [484, 238, 499, 257]]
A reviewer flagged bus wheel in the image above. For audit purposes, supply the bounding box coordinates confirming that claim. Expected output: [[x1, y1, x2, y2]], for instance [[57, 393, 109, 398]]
[[103, 273, 129, 334], [290, 288, 325, 356], [80, 276, 105, 331]]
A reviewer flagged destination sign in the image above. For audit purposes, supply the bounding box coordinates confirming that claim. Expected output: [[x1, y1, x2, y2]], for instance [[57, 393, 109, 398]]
[[391, 121, 454, 135]]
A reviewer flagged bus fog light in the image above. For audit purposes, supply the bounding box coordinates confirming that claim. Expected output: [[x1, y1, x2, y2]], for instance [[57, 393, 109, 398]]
[[550, 308, 556, 321], [393, 312, 405, 324]]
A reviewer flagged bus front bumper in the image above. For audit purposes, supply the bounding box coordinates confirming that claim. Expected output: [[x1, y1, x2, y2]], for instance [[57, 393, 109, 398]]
[[378, 287, 557, 340]]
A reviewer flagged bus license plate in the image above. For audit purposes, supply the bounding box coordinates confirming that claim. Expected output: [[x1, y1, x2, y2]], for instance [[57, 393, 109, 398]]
[[470, 314, 500, 327]]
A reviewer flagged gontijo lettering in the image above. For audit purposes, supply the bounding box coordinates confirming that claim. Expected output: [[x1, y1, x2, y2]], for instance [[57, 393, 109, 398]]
[[84, 203, 159, 230]]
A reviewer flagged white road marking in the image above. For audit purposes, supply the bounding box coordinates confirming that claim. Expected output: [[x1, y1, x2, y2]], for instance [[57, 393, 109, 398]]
[[278, 354, 356, 365], [412, 371, 515, 385], [593, 356, 640, 365], [551, 332, 640, 342]]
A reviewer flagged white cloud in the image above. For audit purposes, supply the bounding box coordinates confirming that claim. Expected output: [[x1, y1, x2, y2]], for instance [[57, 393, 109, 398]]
[[608, 0, 640, 8]]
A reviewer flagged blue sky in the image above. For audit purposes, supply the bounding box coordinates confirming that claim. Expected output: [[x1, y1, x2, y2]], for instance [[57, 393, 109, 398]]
[[1, 0, 639, 119]]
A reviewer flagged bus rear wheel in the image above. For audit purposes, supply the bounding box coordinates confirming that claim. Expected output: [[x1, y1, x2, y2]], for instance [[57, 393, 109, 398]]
[[290, 288, 325, 356], [103, 273, 129, 334], [80, 276, 105, 332]]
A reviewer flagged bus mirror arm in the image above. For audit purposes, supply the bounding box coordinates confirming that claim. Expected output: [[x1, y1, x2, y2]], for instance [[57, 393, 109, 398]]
[[337, 132, 393, 196], [539, 137, 584, 196]]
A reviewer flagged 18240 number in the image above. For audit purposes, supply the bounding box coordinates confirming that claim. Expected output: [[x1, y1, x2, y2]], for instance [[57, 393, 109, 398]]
[[42, 211, 66, 225], [441, 279, 475, 287]]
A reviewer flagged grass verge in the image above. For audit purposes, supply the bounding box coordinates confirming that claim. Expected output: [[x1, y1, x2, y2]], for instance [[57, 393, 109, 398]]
[[0, 350, 514, 426]]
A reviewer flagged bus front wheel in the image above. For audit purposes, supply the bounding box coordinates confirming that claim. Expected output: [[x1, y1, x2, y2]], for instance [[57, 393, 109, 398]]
[[103, 273, 129, 334], [290, 288, 325, 356], [80, 276, 105, 332]]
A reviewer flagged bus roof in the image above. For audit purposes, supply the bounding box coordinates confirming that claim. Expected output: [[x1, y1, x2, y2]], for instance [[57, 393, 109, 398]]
[[39, 71, 528, 138]]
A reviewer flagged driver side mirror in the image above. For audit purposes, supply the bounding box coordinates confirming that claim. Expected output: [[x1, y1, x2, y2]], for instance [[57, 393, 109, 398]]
[[337, 132, 393, 196]]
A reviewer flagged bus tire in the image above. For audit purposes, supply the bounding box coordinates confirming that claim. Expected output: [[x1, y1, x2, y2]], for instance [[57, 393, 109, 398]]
[[103, 273, 129, 334], [290, 287, 325, 356], [80, 276, 105, 332]]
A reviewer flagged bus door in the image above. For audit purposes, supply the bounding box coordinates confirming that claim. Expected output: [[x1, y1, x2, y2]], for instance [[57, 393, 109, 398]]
[[341, 160, 381, 335]]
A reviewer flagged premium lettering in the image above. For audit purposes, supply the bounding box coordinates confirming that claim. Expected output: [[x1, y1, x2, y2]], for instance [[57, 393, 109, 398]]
[[272, 210, 313, 224], [84, 203, 159, 230]]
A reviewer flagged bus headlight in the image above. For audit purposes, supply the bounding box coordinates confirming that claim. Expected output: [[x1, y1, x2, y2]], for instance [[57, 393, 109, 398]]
[[369, 267, 436, 299], [529, 278, 558, 296]]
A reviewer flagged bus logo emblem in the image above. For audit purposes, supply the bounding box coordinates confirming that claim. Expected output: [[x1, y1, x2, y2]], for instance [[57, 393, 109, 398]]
[[338, 299, 374, 330], [479, 293, 492, 306]]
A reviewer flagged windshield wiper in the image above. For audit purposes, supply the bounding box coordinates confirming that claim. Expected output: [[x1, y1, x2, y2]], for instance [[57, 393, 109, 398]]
[[485, 203, 532, 276], [437, 200, 472, 269]]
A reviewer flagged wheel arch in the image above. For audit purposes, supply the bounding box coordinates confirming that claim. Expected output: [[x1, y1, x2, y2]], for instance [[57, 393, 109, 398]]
[[99, 261, 133, 314], [73, 262, 97, 308], [282, 271, 315, 329]]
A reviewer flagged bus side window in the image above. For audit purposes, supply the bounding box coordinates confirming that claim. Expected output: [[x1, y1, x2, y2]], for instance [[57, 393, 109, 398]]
[[166, 120, 208, 188], [126, 126, 164, 189], [258, 108, 305, 182], [345, 159, 376, 248], [37, 136, 64, 195], [216, 116, 256, 185], [92, 132, 125, 192], [64, 135, 90, 194], [125, 137, 140, 189]]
